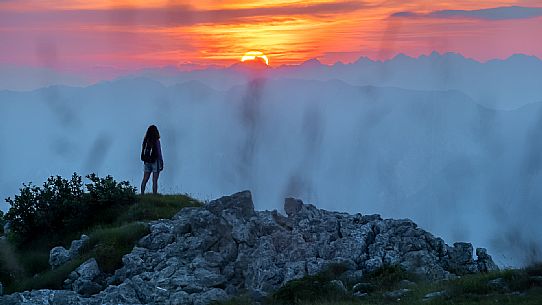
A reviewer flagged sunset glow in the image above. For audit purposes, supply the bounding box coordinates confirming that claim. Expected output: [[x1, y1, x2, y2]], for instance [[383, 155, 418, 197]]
[[241, 51, 269, 65], [1, 1, 541, 74]]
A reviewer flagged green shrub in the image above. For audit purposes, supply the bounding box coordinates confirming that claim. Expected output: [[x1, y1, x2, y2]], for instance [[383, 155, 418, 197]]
[[4, 174, 84, 245], [0, 210, 5, 235], [0, 238, 21, 288], [4, 173, 136, 247], [86, 173, 136, 207]]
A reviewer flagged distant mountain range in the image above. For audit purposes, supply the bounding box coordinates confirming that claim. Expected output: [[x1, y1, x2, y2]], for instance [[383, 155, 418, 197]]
[[2, 52, 542, 110]]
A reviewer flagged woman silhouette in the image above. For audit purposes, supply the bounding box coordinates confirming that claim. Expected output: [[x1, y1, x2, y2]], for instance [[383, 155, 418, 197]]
[[140, 125, 163, 194]]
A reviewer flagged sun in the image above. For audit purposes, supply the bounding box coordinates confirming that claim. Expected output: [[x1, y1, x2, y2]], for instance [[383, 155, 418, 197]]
[[241, 51, 269, 66]]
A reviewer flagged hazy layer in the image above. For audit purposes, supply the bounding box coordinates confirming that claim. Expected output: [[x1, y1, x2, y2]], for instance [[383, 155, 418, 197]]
[[1, 55, 541, 267]]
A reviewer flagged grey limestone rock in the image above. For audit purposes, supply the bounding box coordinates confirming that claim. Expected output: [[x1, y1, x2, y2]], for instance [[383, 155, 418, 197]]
[[476, 248, 499, 272], [398, 280, 417, 288], [329, 280, 347, 293], [488, 277, 509, 291], [444, 242, 479, 275], [65, 258, 103, 296], [69, 234, 89, 257], [423, 290, 448, 301], [49, 234, 89, 269], [383, 288, 411, 299], [192, 288, 228, 305], [49, 246, 71, 269], [284, 197, 303, 217]]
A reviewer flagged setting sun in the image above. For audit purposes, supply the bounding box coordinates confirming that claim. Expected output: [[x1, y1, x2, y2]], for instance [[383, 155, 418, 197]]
[[241, 51, 269, 65]]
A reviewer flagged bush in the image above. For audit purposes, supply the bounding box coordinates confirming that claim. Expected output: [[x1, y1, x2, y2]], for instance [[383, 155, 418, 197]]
[[0, 210, 5, 235], [86, 173, 136, 207], [4, 173, 136, 246]]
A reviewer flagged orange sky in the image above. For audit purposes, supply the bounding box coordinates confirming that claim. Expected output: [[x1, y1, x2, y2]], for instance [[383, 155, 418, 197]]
[[1, 0, 541, 71]]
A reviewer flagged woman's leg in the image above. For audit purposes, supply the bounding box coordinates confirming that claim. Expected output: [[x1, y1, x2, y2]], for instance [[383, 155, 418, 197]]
[[152, 171, 160, 194], [141, 171, 151, 194]]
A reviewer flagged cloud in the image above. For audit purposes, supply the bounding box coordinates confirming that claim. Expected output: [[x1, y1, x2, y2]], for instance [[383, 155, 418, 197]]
[[392, 6, 542, 21], [0, 1, 369, 27]]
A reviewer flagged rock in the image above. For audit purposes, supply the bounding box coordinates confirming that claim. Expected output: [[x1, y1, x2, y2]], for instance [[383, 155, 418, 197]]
[[476, 248, 499, 272], [398, 279, 417, 288], [530, 276, 542, 284], [364, 257, 383, 273], [488, 277, 509, 291], [97, 281, 142, 304], [383, 288, 411, 299], [194, 267, 227, 287], [284, 198, 303, 217], [423, 290, 447, 301], [170, 290, 191, 305], [65, 258, 103, 296], [329, 280, 347, 294], [206, 190, 255, 220], [341, 269, 364, 283], [68, 235, 89, 257], [353, 291, 368, 298], [3, 221, 10, 235], [49, 246, 71, 269], [0, 290, 84, 305], [444, 242, 478, 275], [49, 235, 90, 269], [352, 282, 375, 293], [192, 288, 228, 305]]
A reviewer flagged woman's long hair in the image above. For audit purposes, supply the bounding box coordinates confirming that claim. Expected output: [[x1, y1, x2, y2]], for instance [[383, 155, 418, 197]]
[[144, 125, 160, 145]]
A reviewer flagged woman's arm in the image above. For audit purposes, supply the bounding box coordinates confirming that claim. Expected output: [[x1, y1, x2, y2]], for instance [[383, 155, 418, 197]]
[[157, 139, 164, 170]]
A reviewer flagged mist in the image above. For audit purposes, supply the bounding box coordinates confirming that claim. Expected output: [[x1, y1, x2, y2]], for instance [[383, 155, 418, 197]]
[[1, 55, 542, 267]]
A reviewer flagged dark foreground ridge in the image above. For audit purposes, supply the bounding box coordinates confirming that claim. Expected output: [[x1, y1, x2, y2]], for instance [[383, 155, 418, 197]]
[[0, 191, 498, 305]]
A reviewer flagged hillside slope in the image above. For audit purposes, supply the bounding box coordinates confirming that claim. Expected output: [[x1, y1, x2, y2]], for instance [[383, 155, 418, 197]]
[[1, 191, 499, 305]]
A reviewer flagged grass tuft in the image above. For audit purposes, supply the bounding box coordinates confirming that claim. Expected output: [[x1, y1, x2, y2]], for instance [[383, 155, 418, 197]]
[[82, 222, 150, 273], [116, 194, 201, 224]]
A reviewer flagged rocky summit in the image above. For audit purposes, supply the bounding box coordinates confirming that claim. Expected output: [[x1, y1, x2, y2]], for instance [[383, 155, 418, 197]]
[[0, 191, 498, 305]]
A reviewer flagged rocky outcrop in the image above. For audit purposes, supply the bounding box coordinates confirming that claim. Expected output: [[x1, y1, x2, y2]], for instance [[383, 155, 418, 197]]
[[0, 191, 498, 305]]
